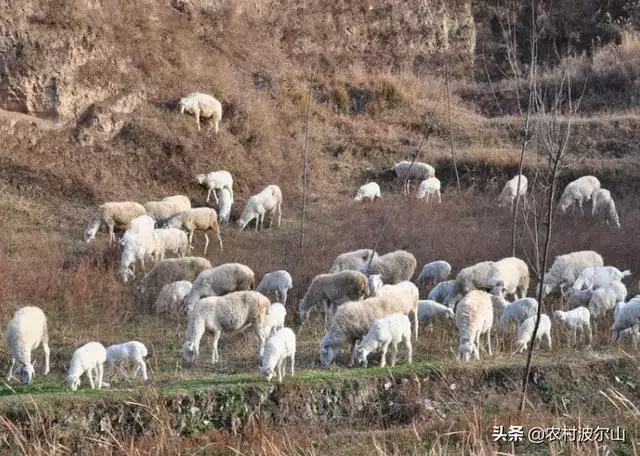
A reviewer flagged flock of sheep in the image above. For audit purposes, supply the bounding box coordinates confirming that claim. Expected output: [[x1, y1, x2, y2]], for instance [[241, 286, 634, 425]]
[[2, 92, 634, 391]]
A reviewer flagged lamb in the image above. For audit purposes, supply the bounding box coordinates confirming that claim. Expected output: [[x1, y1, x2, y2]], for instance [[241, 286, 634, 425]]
[[66, 341, 107, 391], [417, 300, 455, 323], [319, 294, 410, 366], [195, 170, 234, 204], [416, 261, 452, 290], [236, 184, 283, 231], [368, 274, 384, 296], [392, 160, 436, 195], [553, 308, 592, 347], [444, 261, 495, 310], [354, 182, 382, 201], [611, 298, 640, 343], [143, 195, 191, 222], [260, 327, 296, 383], [329, 249, 378, 273], [455, 290, 494, 361], [513, 314, 552, 354], [165, 207, 223, 256], [487, 257, 530, 300], [259, 303, 287, 354], [155, 280, 193, 315], [255, 270, 293, 305], [359, 250, 417, 285], [104, 341, 149, 383], [84, 201, 147, 245], [376, 281, 420, 340], [588, 282, 627, 320], [572, 266, 631, 292], [135, 257, 212, 306], [297, 270, 370, 329], [428, 280, 457, 305], [537, 250, 604, 298], [354, 313, 412, 367], [127, 214, 156, 235], [497, 174, 528, 209], [218, 187, 232, 225], [557, 175, 601, 215], [593, 189, 621, 227], [182, 291, 270, 365], [181, 263, 255, 315], [4, 306, 50, 384], [178, 92, 223, 133], [416, 177, 442, 203], [150, 228, 190, 260], [499, 298, 539, 329]]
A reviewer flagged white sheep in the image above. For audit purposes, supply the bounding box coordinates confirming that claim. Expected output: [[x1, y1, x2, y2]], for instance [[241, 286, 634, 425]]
[[572, 266, 631, 292], [553, 308, 592, 347], [497, 174, 528, 209], [260, 327, 296, 383], [155, 280, 193, 315], [417, 300, 455, 323], [4, 306, 50, 384], [195, 170, 233, 204], [416, 177, 442, 203], [513, 314, 552, 354], [444, 261, 495, 309], [143, 195, 191, 222], [297, 270, 370, 329], [392, 160, 436, 195], [368, 274, 384, 296], [181, 263, 255, 315], [359, 250, 417, 285], [255, 270, 293, 305], [329, 249, 378, 273], [218, 187, 232, 225], [182, 291, 270, 365], [416, 261, 452, 290], [84, 201, 147, 245], [557, 175, 601, 215], [428, 280, 457, 305], [66, 341, 107, 391], [499, 298, 539, 329], [127, 214, 156, 235], [487, 257, 530, 301], [354, 313, 412, 367], [537, 250, 604, 298], [150, 228, 190, 261], [178, 92, 223, 133], [259, 303, 287, 354], [236, 184, 283, 231], [105, 341, 149, 383], [455, 290, 494, 361], [165, 207, 223, 255], [135, 257, 212, 306], [588, 282, 627, 321], [354, 182, 382, 201], [611, 299, 640, 343], [593, 189, 620, 227], [376, 281, 420, 340]]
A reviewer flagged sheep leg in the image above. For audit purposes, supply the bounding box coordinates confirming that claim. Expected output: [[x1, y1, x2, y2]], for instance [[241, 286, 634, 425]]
[[348, 341, 357, 367], [437, 190, 441, 203], [379, 342, 389, 368], [196, 111, 201, 131], [486, 329, 493, 357], [405, 337, 413, 365], [585, 323, 592, 344], [214, 118, 220, 134], [6, 358, 15, 381], [212, 189, 219, 204], [277, 359, 284, 383], [412, 309, 419, 341], [290, 354, 295, 377], [215, 232, 223, 253], [188, 230, 195, 251], [268, 209, 274, 228], [206, 188, 212, 203], [323, 300, 330, 330], [390, 342, 398, 367], [277, 202, 282, 227], [203, 233, 209, 256], [254, 325, 266, 360], [87, 369, 95, 389], [97, 364, 104, 389], [280, 289, 288, 306], [108, 224, 115, 246], [211, 330, 221, 364]]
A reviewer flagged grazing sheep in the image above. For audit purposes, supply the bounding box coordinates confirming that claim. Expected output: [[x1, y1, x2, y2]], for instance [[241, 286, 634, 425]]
[[593, 189, 620, 227], [178, 92, 223, 133], [377, 281, 420, 340], [329, 249, 378, 273], [611, 299, 640, 343], [155, 281, 193, 315], [417, 300, 455, 323], [444, 261, 495, 310], [259, 303, 287, 355], [359, 250, 417, 285], [127, 214, 156, 235], [143, 195, 191, 222], [455, 290, 494, 361], [237, 184, 283, 231], [105, 341, 149, 382], [557, 175, 601, 215], [4, 306, 50, 384], [572, 266, 631, 292], [368, 274, 384, 296], [182, 291, 270, 365], [499, 298, 539, 329], [497, 174, 528, 209], [416, 261, 452, 290], [354, 313, 412, 367], [354, 182, 382, 201], [416, 177, 442, 203], [195, 170, 234, 204], [67, 342, 107, 391], [319, 294, 409, 366], [428, 280, 457, 305], [588, 283, 626, 321], [392, 160, 436, 195], [135, 257, 212, 306], [181, 263, 255, 316], [537, 250, 604, 298], [218, 187, 232, 225], [260, 327, 296, 383], [513, 314, 552, 354], [487, 257, 530, 300], [84, 201, 147, 245], [553, 308, 592, 347], [256, 270, 293, 305], [150, 228, 190, 260], [297, 270, 370, 329], [165, 207, 223, 256]]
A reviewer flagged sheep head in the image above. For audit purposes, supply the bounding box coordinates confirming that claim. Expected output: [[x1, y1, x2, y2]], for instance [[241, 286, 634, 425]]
[[67, 375, 81, 391]]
